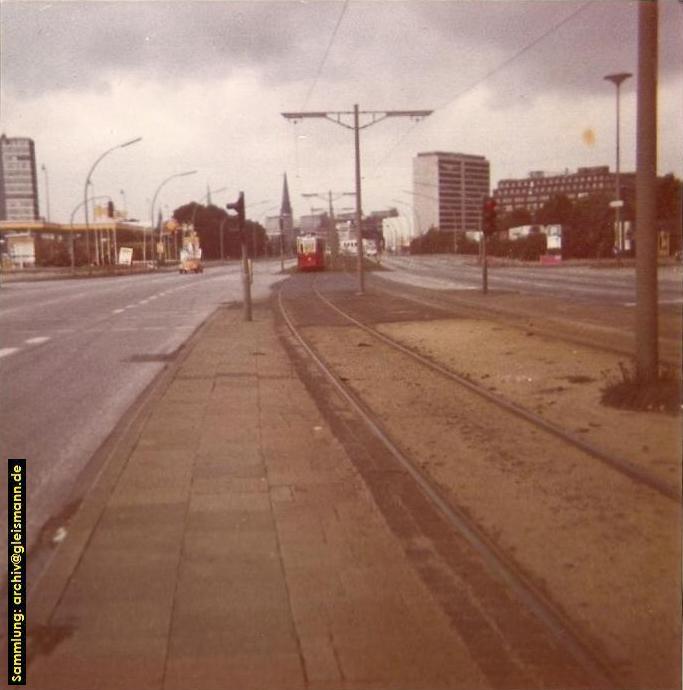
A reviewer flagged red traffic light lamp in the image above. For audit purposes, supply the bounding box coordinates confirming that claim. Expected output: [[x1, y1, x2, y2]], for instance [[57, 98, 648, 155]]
[[482, 196, 498, 236]]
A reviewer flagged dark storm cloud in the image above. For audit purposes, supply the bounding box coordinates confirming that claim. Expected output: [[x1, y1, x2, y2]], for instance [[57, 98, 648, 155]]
[[0, 1, 339, 97], [320, 0, 681, 107], [2, 0, 680, 103]]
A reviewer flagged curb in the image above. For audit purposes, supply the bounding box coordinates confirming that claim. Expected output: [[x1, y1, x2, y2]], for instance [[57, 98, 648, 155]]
[[26, 303, 229, 632]]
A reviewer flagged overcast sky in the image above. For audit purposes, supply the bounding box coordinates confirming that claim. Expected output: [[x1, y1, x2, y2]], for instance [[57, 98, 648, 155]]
[[1, 0, 681, 225]]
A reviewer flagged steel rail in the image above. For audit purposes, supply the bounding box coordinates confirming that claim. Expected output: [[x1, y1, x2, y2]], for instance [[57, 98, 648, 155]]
[[312, 281, 679, 503], [277, 282, 619, 688], [368, 275, 680, 366]]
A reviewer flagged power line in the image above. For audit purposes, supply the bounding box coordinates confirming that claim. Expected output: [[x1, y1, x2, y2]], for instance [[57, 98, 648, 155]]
[[301, 0, 350, 110], [282, 106, 432, 294], [370, 0, 596, 174], [437, 0, 596, 112]]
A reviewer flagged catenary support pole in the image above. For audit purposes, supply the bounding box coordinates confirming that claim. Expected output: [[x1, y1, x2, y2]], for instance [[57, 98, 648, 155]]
[[354, 105, 365, 294], [282, 108, 431, 294], [635, 0, 658, 383]]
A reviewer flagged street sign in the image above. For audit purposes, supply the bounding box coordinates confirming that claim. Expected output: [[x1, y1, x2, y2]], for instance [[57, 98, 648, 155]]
[[118, 247, 133, 265], [609, 200, 624, 208]]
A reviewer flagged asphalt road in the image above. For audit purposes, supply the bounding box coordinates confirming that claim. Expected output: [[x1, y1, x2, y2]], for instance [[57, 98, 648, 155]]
[[0, 261, 288, 553], [382, 255, 683, 306]]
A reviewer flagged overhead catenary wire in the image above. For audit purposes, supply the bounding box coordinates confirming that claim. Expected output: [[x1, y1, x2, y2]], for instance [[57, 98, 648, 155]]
[[291, 1, 349, 186], [370, 0, 597, 176], [301, 0, 350, 110]]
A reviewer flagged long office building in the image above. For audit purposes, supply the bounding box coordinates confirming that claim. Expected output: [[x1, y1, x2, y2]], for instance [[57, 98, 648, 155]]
[[412, 152, 490, 235], [0, 134, 40, 221], [493, 165, 634, 214]]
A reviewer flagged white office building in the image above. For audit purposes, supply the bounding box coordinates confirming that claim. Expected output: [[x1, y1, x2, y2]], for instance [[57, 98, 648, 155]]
[[412, 151, 490, 236], [0, 134, 40, 221]]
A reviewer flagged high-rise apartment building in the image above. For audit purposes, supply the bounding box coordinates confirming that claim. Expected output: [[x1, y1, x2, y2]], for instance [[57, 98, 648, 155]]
[[0, 134, 40, 221], [412, 152, 490, 236]]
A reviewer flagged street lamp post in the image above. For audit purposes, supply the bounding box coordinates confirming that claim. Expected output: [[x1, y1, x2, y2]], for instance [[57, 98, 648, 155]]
[[120, 190, 127, 220], [604, 72, 632, 254], [149, 170, 197, 265], [83, 137, 142, 268], [69, 195, 113, 273]]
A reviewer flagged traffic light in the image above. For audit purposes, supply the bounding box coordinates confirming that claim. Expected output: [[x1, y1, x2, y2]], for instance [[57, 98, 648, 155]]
[[226, 192, 245, 229], [107, 200, 115, 218], [482, 196, 497, 236]]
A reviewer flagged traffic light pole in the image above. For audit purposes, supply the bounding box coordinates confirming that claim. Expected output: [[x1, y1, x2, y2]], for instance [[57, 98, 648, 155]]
[[482, 233, 488, 295], [241, 236, 252, 322], [227, 192, 252, 322], [283, 107, 432, 294], [481, 196, 497, 294]]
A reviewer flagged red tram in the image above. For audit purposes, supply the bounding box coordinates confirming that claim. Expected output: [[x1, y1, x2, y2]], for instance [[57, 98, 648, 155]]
[[296, 235, 326, 271]]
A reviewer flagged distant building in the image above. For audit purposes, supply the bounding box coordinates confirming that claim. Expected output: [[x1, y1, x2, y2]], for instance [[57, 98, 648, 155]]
[[265, 173, 295, 252], [0, 134, 40, 221], [412, 151, 490, 236], [493, 166, 634, 214], [279, 172, 294, 245], [298, 213, 328, 237]]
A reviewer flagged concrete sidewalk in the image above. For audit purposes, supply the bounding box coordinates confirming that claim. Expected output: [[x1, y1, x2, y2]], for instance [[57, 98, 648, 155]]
[[27, 302, 487, 690]]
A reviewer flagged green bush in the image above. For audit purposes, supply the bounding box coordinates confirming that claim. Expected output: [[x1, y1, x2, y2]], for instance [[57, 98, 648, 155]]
[[410, 228, 454, 254]]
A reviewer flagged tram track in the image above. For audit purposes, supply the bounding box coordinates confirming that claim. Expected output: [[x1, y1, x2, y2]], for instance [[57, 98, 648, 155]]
[[367, 273, 680, 367], [334, 255, 681, 370], [277, 280, 623, 689], [311, 279, 679, 503]]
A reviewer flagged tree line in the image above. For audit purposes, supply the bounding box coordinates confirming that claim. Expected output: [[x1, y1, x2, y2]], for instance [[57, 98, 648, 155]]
[[172, 202, 269, 260], [410, 174, 681, 260]]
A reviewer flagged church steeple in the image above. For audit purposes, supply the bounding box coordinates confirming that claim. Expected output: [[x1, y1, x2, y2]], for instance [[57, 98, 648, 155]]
[[280, 173, 292, 218]]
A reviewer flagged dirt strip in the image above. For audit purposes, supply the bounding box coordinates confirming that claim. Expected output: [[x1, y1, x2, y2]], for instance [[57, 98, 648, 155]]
[[300, 316, 681, 690]]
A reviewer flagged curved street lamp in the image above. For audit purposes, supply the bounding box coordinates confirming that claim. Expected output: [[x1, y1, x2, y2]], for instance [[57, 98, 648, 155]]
[[83, 137, 142, 267], [69, 195, 113, 272], [393, 197, 424, 233], [149, 170, 197, 264]]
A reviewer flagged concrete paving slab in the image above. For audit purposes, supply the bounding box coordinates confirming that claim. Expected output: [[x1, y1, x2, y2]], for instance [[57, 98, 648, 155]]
[[28, 303, 489, 690]]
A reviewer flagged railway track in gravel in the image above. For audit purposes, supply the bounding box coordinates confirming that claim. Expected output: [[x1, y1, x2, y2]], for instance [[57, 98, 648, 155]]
[[309, 278, 679, 503], [277, 279, 626, 690]]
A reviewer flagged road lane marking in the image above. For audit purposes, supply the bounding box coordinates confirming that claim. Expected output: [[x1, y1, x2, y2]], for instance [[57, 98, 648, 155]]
[[0, 347, 20, 358], [125, 304, 136, 309], [113, 308, 125, 314], [25, 336, 51, 345], [624, 298, 683, 307]]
